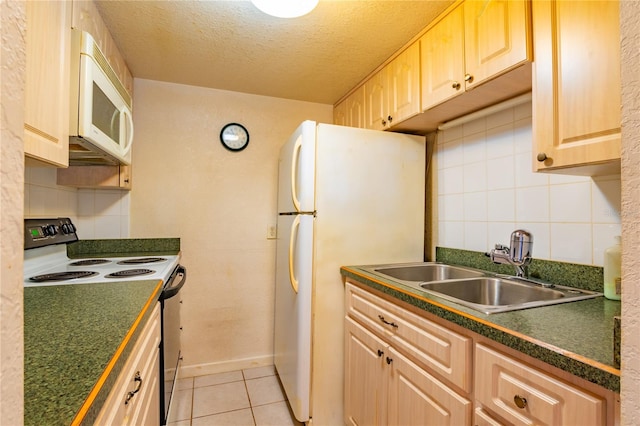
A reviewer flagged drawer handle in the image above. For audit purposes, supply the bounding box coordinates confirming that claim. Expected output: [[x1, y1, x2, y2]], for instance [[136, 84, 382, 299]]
[[514, 394, 528, 409], [124, 371, 143, 405], [377, 315, 398, 328]]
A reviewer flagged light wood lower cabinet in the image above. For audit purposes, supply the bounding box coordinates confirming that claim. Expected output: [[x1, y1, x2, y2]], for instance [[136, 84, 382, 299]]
[[345, 283, 472, 425], [345, 317, 388, 426], [344, 281, 617, 426], [345, 317, 472, 426], [475, 344, 606, 426], [95, 304, 160, 425]]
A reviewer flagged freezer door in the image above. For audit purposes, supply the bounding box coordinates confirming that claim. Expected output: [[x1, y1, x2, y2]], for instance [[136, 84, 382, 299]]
[[273, 213, 313, 422], [277, 121, 316, 213]]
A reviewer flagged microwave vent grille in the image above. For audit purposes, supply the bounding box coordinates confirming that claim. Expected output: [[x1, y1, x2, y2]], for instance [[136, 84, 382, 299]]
[[90, 43, 132, 110]]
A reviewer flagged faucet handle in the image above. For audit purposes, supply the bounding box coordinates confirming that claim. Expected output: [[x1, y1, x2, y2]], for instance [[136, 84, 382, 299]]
[[494, 244, 509, 251]]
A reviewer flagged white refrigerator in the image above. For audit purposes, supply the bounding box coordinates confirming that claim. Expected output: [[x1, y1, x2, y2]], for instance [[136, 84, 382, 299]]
[[274, 121, 425, 425]]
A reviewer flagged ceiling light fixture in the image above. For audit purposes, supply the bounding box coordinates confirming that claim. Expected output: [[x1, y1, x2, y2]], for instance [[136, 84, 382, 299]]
[[251, 0, 319, 18]]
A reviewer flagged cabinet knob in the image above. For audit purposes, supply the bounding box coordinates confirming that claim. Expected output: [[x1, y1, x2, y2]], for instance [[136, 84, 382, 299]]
[[124, 179, 130, 183], [514, 394, 528, 409], [381, 119, 387, 126], [537, 152, 548, 162], [377, 349, 384, 357], [386, 357, 393, 365], [464, 74, 474, 83], [452, 82, 461, 90], [387, 115, 393, 123]]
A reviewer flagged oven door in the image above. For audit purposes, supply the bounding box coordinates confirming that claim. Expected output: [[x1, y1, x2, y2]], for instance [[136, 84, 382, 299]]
[[160, 265, 186, 425]]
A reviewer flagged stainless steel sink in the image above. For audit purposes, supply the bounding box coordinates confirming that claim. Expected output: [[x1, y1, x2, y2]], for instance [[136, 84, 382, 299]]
[[372, 263, 485, 282], [361, 262, 602, 314], [420, 277, 601, 314]]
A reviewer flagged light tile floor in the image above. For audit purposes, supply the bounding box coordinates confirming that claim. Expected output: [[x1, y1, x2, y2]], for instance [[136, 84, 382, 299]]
[[168, 365, 302, 426]]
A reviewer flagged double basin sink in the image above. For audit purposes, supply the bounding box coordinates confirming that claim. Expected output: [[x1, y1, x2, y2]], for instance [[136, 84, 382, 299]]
[[362, 263, 602, 314]]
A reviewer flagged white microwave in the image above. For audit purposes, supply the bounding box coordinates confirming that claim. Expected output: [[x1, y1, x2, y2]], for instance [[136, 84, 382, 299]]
[[69, 29, 133, 165]]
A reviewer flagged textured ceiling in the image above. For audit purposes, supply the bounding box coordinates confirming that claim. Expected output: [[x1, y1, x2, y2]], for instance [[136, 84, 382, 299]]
[[95, 0, 454, 105]]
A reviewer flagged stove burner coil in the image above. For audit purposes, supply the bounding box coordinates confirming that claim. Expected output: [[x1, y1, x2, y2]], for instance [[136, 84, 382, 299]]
[[29, 271, 99, 282], [105, 269, 155, 278], [116, 257, 167, 265], [69, 259, 111, 266]]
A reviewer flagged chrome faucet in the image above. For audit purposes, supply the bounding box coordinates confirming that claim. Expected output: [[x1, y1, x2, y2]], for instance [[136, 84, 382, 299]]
[[486, 230, 533, 277]]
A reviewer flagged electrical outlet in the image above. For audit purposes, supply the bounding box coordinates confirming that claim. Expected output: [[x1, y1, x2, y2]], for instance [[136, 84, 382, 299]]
[[267, 226, 277, 239]]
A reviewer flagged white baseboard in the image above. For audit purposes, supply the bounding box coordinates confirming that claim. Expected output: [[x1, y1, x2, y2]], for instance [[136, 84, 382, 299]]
[[179, 355, 275, 378]]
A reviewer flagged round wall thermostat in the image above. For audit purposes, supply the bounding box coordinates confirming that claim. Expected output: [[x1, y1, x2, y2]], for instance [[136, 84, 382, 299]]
[[220, 123, 249, 151]]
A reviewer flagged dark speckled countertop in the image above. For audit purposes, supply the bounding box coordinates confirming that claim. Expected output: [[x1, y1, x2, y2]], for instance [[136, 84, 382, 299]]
[[341, 264, 621, 394], [24, 280, 162, 426], [24, 239, 181, 425]]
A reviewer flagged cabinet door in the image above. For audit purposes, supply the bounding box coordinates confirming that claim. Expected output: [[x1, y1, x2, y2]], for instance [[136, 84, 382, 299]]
[[346, 85, 366, 129], [364, 69, 388, 131], [345, 317, 388, 426], [24, 0, 71, 167], [334, 100, 347, 126], [532, 0, 620, 173], [95, 304, 161, 425], [420, 5, 465, 110], [387, 43, 421, 126], [475, 344, 606, 426], [387, 346, 472, 426], [57, 165, 132, 190], [464, 0, 531, 89]]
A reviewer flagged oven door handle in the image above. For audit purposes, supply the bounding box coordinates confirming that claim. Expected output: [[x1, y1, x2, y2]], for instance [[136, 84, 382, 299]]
[[160, 265, 186, 300]]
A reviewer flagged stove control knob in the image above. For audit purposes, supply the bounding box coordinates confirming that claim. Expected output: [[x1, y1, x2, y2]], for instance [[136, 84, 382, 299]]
[[43, 225, 58, 236], [61, 224, 73, 234]]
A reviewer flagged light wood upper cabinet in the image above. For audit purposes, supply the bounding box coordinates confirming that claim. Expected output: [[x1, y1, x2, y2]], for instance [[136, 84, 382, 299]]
[[464, 0, 531, 89], [71, 0, 134, 97], [364, 43, 421, 131], [346, 85, 366, 129], [364, 68, 388, 131], [420, 0, 531, 112], [420, 5, 465, 110], [532, 0, 621, 175], [24, 1, 71, 167], [386, 43, 421, 127], [57, 165, 132, 190], [334, 85, 366, 129], [333, 100, 347, 126]]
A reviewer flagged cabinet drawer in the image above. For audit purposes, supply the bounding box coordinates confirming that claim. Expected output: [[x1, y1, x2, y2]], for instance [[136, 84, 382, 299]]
[[346, 283, 472, 391], [475, 344, 606, 426], [95, 303, 161, 425]]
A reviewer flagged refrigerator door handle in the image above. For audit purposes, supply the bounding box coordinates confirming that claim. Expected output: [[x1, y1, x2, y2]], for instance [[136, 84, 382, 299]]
[[290, 136, 303, 212], [288, 215, 301, 294]]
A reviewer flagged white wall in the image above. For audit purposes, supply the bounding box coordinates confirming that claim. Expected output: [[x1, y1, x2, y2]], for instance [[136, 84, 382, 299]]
[[433, 102, 621, 266], [130, 78, 333, 374], [24, 167, 130, 239], [620, 0, 640, 422]]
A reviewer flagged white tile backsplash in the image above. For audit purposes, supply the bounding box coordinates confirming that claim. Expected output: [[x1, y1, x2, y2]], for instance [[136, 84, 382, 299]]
[[434, 103, 621, 266], [24, 166, 130, 239], [549, 182, 592, 223]]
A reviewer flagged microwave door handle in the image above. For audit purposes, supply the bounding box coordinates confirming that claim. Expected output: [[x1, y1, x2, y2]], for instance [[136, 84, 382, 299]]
[[121, 108, 134, 156]]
